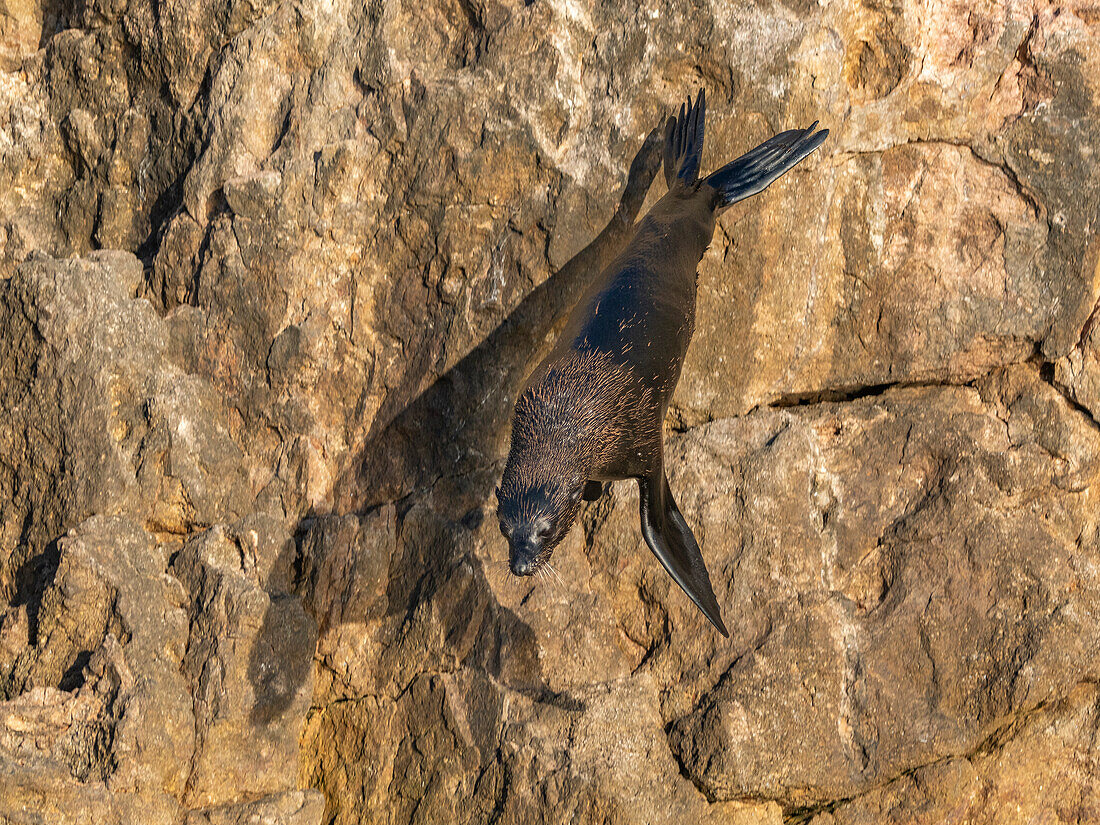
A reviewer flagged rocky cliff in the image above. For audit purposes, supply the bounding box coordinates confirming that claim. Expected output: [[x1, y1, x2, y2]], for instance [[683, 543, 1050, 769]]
[[1, 1, 1098, 823]]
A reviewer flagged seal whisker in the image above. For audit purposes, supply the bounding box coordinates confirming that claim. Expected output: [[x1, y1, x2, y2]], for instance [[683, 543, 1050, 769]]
[[544, 560, 566, 589]]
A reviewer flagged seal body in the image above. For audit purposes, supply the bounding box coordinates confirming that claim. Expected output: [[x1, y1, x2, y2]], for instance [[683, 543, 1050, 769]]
[[497, 91, 828, 636]]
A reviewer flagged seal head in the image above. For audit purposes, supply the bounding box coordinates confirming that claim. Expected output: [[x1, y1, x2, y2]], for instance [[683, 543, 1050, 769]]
[[496, 352, 626, 576], [496, 475, 583, 575]]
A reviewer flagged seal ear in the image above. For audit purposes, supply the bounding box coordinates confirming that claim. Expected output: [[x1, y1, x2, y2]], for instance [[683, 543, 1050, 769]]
[[582, 480, 606, 501], [638, 473, 729, 637]]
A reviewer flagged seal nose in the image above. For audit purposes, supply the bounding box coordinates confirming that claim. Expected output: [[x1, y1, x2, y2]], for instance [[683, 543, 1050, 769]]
[[510, 556, 536, 576], [509, 536, 540, 577]]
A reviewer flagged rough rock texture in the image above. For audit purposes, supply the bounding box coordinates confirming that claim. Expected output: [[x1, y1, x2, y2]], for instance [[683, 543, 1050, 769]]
[[1, 1, 1099, 823]]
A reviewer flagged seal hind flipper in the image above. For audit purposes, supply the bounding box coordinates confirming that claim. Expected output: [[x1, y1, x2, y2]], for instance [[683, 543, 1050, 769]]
[[663, 88, 706, 190], [703, 122, 828, 210], [638, 473, 729, 637]]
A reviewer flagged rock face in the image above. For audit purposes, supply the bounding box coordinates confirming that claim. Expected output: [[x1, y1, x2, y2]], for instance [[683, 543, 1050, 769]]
[[1, 1, 1099, 824]]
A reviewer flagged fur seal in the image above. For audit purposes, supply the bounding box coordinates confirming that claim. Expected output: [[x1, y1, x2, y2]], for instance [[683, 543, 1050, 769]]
[[496, 90, 827, 636]]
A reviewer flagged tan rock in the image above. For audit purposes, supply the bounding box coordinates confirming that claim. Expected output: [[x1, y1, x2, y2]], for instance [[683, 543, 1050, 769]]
[[185, 789, 325, 825], [171, 520, 316, 808], [0, 518, 191, 822], [0, 252, 253, 588], [1, 0, 1099, 823], [0, 0, 42, 71], [661, 368, 1100, 807], [813, 682, 1100, 824]]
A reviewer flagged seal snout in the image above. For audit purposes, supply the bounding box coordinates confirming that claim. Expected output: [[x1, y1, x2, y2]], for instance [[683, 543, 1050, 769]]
[[508, 533, 543, 577], [509, 554, 539, 576]]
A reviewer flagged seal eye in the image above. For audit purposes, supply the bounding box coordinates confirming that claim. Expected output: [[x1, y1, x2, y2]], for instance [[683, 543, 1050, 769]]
[[537, 525, 553, 540]]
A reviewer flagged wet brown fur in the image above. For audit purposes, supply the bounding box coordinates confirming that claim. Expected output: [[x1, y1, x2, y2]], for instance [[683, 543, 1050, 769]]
[[498, 349, 658, 561]]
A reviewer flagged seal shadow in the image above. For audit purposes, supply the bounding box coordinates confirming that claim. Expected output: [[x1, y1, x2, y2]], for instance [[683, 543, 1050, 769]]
[[247, 127, 664, 723]]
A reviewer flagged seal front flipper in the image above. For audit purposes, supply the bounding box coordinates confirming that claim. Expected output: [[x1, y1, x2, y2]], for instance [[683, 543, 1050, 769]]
[[638, 473, 729, 637]]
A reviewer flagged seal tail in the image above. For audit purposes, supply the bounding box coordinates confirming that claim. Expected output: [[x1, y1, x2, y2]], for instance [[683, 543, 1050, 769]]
[[663, 89, 706, 190], [703, 122, 828, 210], [639, 472, 729, 637]]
